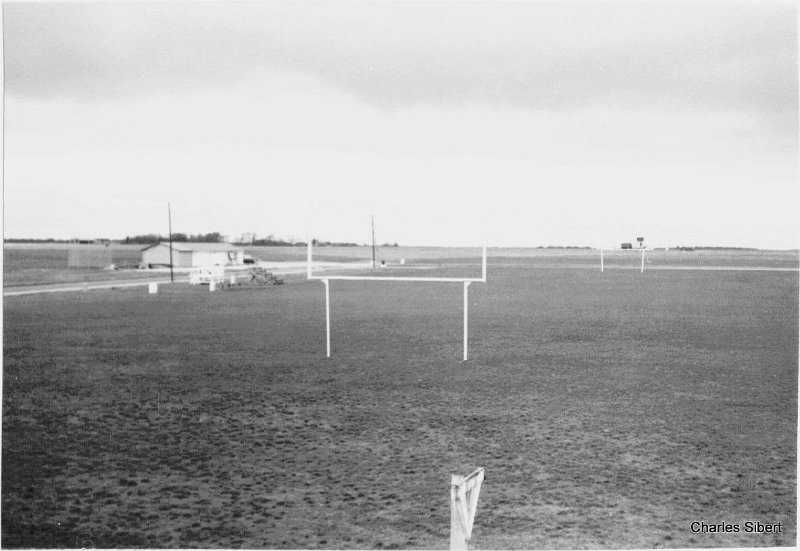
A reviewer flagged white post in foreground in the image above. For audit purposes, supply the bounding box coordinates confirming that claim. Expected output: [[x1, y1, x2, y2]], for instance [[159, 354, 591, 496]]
[[463, 281, 471, 361], [641, 247, 645, 274], [600, 248, 604, 272], [450, 468, 485, 551], [323, 279, 331, 358]]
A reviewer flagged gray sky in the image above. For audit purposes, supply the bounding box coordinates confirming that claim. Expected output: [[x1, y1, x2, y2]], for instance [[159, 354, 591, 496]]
[[3, 1, 798, 248]]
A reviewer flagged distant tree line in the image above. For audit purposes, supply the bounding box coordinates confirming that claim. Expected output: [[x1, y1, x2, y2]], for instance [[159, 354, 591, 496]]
[[673, 246, 759, 251], [123, 232, 225, 244], [310, 239, 361, 247], [535, 245, 592, 249], [4, 238, 113, 244], [4, 238, 66, 243], [252, 236, 307, 247]]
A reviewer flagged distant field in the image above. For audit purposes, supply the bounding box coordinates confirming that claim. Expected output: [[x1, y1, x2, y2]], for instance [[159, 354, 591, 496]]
[[5, 245, 797, 288], [2, 261, 796, 548], [3, 244, 146, 287], [247, 245, 799, 270]]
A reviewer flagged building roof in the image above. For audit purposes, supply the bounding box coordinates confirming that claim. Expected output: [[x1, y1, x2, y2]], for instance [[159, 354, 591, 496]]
[[141, 242, 239, 253]]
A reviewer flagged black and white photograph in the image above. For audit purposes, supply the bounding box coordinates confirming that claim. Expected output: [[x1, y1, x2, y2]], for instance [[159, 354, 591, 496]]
[[2, 1, 797, 548]]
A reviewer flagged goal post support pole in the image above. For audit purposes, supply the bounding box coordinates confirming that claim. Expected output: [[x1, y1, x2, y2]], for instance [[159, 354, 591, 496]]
[[600, 248, 604, 272], [463, 281, 471, 362], [641, 248, 645, 274], [323, 279, 331, 358]]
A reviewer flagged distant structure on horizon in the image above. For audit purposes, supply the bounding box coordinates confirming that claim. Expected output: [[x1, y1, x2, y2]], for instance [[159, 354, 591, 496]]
[[619, 237, 645, 250]]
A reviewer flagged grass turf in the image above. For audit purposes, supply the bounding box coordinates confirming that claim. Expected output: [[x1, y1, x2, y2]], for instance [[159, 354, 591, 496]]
[[2, 263, 797, 548]]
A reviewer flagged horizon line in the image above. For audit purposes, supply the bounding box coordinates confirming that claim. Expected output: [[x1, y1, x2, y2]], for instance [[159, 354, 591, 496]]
[[3, 238, 798, 253]]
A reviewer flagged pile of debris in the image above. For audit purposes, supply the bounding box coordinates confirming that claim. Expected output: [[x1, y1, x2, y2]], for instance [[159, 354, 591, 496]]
[[190, 266, 284, 290], [247, 267, 284, 286]]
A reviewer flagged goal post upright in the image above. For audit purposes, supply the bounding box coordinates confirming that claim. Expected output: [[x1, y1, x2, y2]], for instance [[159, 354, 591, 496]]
[[463, 281, 471, 362], [308, 241, 487, 360], [324, 278, 331, 358]]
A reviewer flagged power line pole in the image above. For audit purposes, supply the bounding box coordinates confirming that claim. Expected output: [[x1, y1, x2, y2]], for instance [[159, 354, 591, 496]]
[[371, 214, 376, 269], [168, 202, 174, 283]]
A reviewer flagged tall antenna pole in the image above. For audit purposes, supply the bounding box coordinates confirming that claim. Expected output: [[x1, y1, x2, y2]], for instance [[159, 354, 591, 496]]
[[168, 202, 174, 283], [371, 214, 376, 269]]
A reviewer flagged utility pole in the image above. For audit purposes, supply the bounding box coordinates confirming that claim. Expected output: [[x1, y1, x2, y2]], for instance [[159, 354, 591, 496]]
[[168, 202, 174, 283], [371, 215, 376, 269]]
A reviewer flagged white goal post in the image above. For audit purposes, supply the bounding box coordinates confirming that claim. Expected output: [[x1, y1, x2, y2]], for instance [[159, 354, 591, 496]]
[[307, 241, 487, 360], [599, 247, 646, 273]]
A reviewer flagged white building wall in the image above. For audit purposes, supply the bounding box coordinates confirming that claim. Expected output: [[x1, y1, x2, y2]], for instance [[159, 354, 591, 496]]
[[142, 245, 170, 267], [142, 246, 194, 267], [176, 251, 193, 267], [144, 245, 242, 267], [192, 251, 236, 266]]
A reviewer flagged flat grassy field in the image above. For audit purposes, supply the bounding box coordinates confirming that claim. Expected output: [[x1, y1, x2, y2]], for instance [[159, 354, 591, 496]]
[[248, 245, 799, 270], [3, 244, 147, 287], [5, 244, 796, 288], [2, 255, 797, 548]]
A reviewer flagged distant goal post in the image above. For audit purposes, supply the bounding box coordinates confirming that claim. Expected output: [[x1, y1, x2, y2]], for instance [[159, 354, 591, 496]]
[[307, 240, 487, 360], [599, 247, 646, 273]]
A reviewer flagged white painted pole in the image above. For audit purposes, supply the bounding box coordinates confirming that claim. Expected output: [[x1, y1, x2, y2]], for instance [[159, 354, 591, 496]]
[[323, 279, 331, 357], [481, 246, 487, 282], [600, 248, 604, 272], [641, 247, 645, 274], [450, 475, 468, 550], [463, 281, 471, 361]]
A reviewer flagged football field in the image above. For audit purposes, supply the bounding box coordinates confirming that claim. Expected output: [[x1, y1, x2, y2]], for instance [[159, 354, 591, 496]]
[[2, 252, 797, 548]]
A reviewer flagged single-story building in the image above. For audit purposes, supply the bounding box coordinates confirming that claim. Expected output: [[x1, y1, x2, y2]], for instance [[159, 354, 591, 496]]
[[141, 242, 244, 268]]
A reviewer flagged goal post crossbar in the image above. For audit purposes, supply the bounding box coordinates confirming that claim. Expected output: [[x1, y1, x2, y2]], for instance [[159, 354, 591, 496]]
[[307, 242, 487, 283], [309, 275, 485, 282], [307, 240, 487, 360]]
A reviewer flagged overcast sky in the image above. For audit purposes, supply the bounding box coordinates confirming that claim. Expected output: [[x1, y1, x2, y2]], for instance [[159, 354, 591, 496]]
[[3, 1, 798, 248]]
